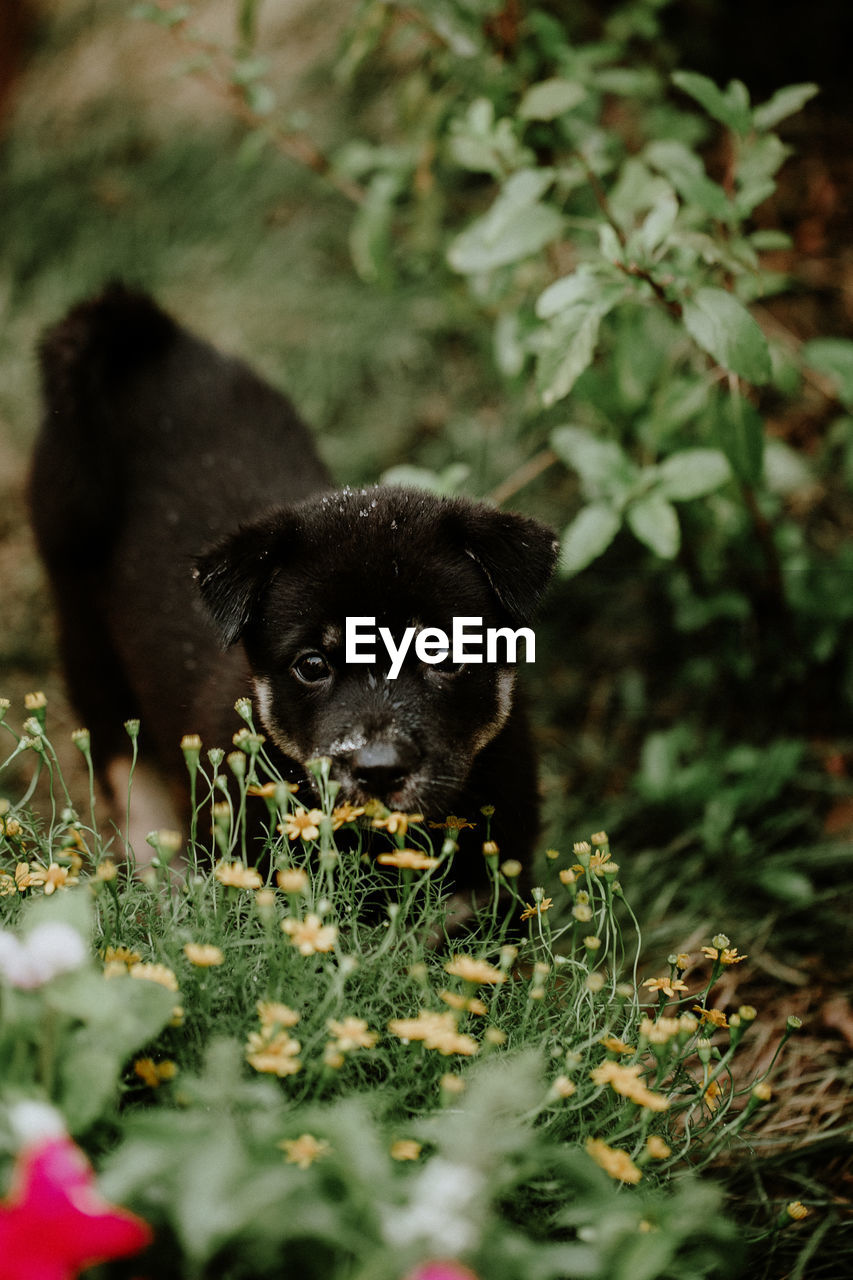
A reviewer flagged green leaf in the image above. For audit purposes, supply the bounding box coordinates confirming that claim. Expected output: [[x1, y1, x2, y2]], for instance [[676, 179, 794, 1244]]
[[519, 77, 586, 120], [625, 492, 680, 558], [636, 190, 679, 256], [447, 170, 562, 274], [550, 425, 635, 499], [714, 393, 765, 484], [672, 70, 752, 135], [752, 83, 819, 131], [682, 287, 771, 384], [802, 337, 853, 409], [645, 140, 732, 221], [535, 268, 606, 320], [349, 171, 401, 283], [536, 308, 603, 407], [558, 503, 622, 574], [655, 448, 732, 500]]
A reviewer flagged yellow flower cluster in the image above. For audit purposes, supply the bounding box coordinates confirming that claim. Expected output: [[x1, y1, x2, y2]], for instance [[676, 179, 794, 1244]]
[[214, 861, 263, 890], [133, 1058, 177, 1088], [444, 955, 506, 985], [376, 849, 440, 871], [0, 862, 78, 895], [247, 1002, 302, 1077], [281, 914, 337, 956], [585, 1137, 642, 1184], [323, 1016, 378, 1068], [183, 942, 225, 967]]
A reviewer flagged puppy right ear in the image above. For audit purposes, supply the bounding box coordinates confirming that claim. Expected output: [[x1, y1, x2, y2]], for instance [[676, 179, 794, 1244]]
[[194, 514, 292, 647]]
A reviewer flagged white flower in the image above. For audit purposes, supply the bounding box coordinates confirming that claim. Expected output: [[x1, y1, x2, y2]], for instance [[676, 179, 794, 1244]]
[[381, 1158, 485, 1256], [0, 922, 88, 989]]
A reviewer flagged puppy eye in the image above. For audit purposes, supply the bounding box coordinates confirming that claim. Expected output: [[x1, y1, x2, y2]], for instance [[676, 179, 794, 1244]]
[[291, 651, 332, 685], [430, 657, 465, 677]]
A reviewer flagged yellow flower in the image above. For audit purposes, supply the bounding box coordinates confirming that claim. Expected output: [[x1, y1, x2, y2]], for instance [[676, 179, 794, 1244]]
[[279, 1134, 329, 1169], [246, 1030, 302, 1076], [440, 1073, 466, 1094], [550, 1075, 576, 1099], [520, 897, 553, 922], [276, 867, 310, 894], [214, 861, 263, 890], [388, 1010, 479, 1056], [704, 1079, 722, 1110], [331, 802, 366, 828], [693, 1005, 728, 1028], [326, 1017, 378, 1051], [590, 1060, 669, 1111], [376, 849, 440, 871], [482, 840, 500, 857], [133, 1058, 177, 1088], [280, 808, 325, 842], [786, 1202, 809, 1222], [439, 990, 488, 1016], [426, 814, 472, 832], [94, 859, 118, 882], [14, 862, 46, 891], [444, 955, 506, 985], [129, 962, 179, 991], [257, 1000, 300, 1028], [701, 944, 747, 965], [558, 868, 576, 886], [585, 1138, 642, 1184], [183, 942, 225, 967], [640, 1016, 682, 1044], [103, 945, 142, 967], [41, 863, 78, 895], [600, 1035, 634, 1054], [0, 873, 18, 895], [645, 1135, 671, 1160], [281, 914, 337, 955], [390, 1139, 422, 1161], [643, 976, 688, 999], [374, 810, 424, 835], [24, 691, 47, 711]]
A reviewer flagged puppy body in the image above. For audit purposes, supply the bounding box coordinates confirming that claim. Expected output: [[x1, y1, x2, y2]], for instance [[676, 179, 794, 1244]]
[[31, 287, 557, 887]]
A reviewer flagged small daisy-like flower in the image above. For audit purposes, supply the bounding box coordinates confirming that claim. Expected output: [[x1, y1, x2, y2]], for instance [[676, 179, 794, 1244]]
[[257, 1000, 300, 1029], [444, 955, 506, 985], [246, 1031, 302, 1076], [214, 861, 263, 890], [104, 945, 142, 967], [693, 1005, 728, 1028], [94, 858, 118, 882], [183, 943, 225, 967], [426, 814, 473, 832], [643, 976, 688, 999], [520, 897, 553, 921], [589, 851, 611, 874], [786, 1201, 809, 1221], [701, 943, 747, 965], [326, 1016, 378, 1051], [14, 862, 46, 891], [439, 990, 488, 1016], [41, 864, 77, 896], [128, 962, 179, 992], [133, 1058, 177, 1088], [374, 810, 424, 835], [600, 1035, 634, 1054], [280, 808, 325, 842], [388, 1010, 478, 1056], [276, 867, 310, 894], [645, 1135, 671, 1160], [376, 849, 440, 871], [390, 1139, 422, 1161], [585, 1137, 641, 1184], [331, 802, 365, 827], [279, 1134, 329, 1169], [281, 914, 337, 955]]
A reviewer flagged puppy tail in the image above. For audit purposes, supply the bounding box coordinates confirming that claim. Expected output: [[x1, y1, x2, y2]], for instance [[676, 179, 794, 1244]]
[[31, 283, 175, 564]]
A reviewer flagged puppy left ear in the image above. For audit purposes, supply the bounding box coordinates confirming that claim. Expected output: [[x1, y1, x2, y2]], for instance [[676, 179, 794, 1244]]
[[194, 512, 294, 646], [454, 504, 559, 622]]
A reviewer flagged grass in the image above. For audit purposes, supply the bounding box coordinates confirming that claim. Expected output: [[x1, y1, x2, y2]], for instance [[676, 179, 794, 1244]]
[[0, 694, 815, 1279]]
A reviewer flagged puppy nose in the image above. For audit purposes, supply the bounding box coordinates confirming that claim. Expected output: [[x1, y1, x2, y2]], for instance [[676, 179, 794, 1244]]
[[351, 740, 417, 797]]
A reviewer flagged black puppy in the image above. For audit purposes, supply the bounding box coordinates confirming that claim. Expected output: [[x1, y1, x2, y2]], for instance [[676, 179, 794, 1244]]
[[30, 285, 557, 889]]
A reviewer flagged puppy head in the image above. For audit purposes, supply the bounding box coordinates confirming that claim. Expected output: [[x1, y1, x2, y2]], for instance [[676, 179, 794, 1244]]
[[195, 487, 558, 814]]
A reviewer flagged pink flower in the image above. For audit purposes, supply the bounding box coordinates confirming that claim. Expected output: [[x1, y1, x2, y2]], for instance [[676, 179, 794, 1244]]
[[404, 1264, 480, 1280], [0, 1134, 152, 1279]]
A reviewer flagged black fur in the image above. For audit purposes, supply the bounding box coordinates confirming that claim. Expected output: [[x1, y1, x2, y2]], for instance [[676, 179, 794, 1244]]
[[30, 285, 558, 888]]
